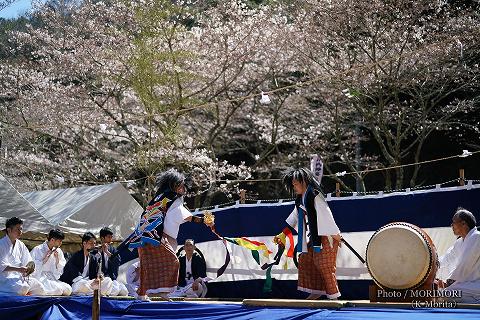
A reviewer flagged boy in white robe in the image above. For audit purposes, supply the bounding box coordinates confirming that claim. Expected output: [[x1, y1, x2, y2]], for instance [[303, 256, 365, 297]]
[[98, 227, 128, 296], [437, 208, 480, 303], [274, 168, 342, 300], [0, 217, 44, 295], [30, 229, 72, 295]]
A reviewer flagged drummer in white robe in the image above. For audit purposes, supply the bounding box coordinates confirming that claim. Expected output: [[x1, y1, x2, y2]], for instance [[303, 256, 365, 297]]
[[30, 229, 72, 295], [0, 217, 44, 295], [437, 208, 480, 303]]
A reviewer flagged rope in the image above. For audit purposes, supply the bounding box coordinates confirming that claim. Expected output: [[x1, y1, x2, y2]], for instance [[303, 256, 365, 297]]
[[2, 150, 477, 193], [324, 151, 480, 178], [204, 151, 480, 184], [193, 178, 480, 210]]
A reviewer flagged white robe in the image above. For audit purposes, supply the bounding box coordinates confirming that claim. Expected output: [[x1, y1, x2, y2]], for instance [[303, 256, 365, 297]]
[[71, 254, 113, 296], [100, 252, 128, 296], [126, 261, 140, 297], [163, 197, 193, 240], [72, 276, 114, 296], [30, 242, 72, 296], [169, 257, 208, 298], [438, 228, 480, 303], [158, 197, 192, 254], [286, 193, 340, 253], [169, 281, 208, 298], [0, 236, 43, 295]]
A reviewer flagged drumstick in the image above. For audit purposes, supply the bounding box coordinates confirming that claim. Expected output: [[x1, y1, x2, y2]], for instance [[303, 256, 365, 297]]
[[341, 238, 366, 264]]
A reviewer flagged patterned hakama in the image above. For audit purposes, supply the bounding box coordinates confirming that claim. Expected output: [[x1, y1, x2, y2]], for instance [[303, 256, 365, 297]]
[[138, 241, 179, 295], [297, 236, 340, 299]]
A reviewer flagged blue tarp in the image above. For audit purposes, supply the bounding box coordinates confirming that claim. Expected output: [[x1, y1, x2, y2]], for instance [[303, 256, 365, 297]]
[[1, 296, 479, 320]]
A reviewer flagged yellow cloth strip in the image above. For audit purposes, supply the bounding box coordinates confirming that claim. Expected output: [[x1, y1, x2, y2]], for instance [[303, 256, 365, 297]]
[[234, 238, 271, 257]]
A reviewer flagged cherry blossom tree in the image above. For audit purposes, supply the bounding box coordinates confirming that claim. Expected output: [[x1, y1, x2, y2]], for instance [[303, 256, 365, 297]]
[[1, 0, 479, 202], [287, 0, 480, 190], [0, 0, 252, 204]]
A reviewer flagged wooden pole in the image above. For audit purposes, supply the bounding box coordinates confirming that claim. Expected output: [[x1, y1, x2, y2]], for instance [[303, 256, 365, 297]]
[[92, 284, 100, 320], [335, 183, 340, 197], [459, 169, 465, 186], [93, 255, 102, 320], [240, 189, 246, 204]]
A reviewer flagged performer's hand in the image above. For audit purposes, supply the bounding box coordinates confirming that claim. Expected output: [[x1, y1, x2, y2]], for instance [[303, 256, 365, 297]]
[[332, 234, 342, 247], [204, 220, 214, 228], [102, 243, 111, 257], [446, 279, 455, 287], [18, 266, 29, 277], [273, 232, 286, 246], [91, 278, 100, 290], [435, 279, 446, 288], [43, 250, 52, 264], [192, 279, 201, 291]]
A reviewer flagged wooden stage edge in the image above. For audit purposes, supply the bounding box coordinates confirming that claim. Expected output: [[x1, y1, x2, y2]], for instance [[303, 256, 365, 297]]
[[148, 297, 480, 309], [40, 296, 480, 309], [241, 299, 480, 310]]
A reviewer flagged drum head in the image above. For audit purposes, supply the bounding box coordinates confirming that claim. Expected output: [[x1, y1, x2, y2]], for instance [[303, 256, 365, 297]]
[[366, 224, 431, 290]]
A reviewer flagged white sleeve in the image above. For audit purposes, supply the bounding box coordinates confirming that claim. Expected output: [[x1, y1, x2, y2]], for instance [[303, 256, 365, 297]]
[[449, 234, 480, 282], [127, 262, 139, 285], [30, 246, 44, 276], [126, 265, 134, 285], [169, 198, 192, 224], [0, 243, 10, 272], [169, 204, 192, 226], [314, 194, 340, 235], [437, 240, 460, 281], [285, 207, 298, 231], [52, 249, 67, 279], [20, 242, 33, 266], [179, 205, 193, 223]]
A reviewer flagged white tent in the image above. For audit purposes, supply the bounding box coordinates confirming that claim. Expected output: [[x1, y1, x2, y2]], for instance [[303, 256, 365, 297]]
[[0, 174, 54, 232], [22, 182, 143, 239]]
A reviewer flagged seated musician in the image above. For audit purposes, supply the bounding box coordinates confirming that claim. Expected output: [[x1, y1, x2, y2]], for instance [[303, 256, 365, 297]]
[[30, 229, 72, 295], [0, 217, 43, 295], [170, 239, 208, 298], [59, 232, 114, 295], [437, 207, 480, 303]]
